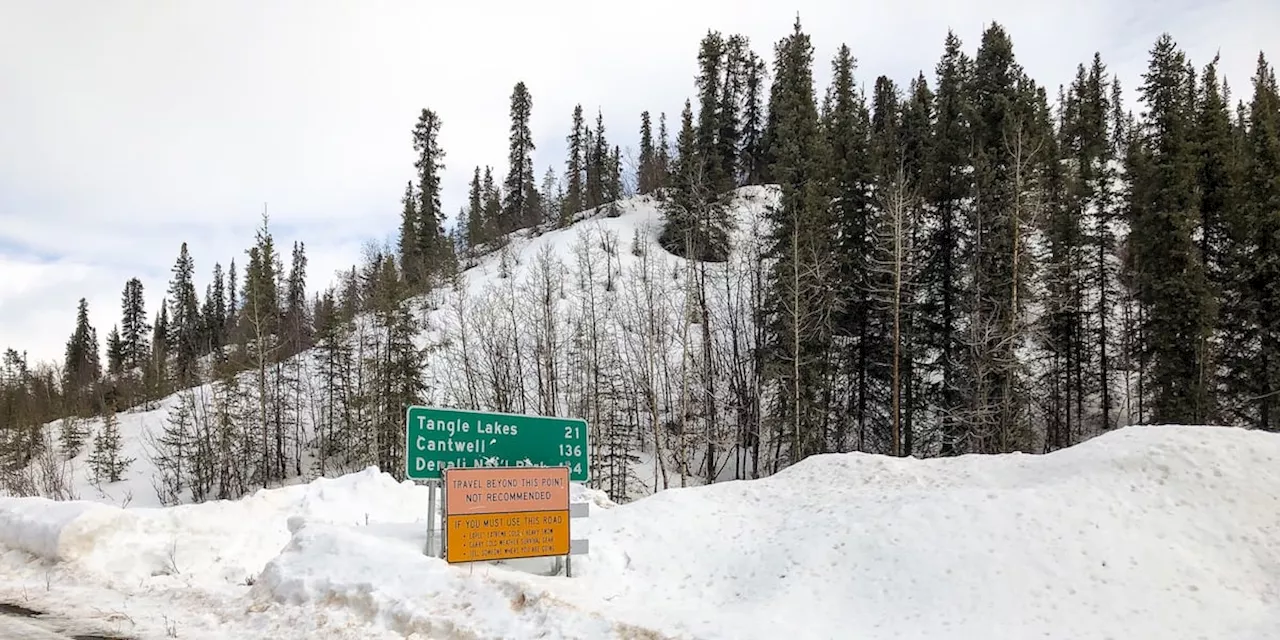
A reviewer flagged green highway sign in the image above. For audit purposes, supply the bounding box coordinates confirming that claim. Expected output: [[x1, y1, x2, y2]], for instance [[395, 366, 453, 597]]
[[405, 405, 589, 482]]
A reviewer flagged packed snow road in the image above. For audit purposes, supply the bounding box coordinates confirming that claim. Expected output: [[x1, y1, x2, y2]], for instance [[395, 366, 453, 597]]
[[0, 603, 129, 640]]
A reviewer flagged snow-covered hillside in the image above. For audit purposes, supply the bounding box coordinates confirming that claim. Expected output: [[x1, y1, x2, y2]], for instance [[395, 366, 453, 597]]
[[0, 424, 1276, 639], [6, 186, 782, 509]]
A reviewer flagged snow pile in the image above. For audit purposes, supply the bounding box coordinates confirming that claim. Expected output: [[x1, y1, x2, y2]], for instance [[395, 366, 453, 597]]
[[0, 467, 435, 584], [0, 424, 1277, 639], [560, 424, 1280, 640], [252, 520, 634, 639], [0, 496, 116, 561]]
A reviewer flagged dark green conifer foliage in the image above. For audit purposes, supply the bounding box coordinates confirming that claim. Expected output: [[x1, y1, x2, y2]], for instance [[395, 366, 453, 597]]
[[637, 110, 660, 195], [760, 17, 836, 465], [1243, 54, 1280, 430], [1127, 34, 1215, 425], [920, 31, 974, 456], [167, 243, 201, 389], [965, 23, 1045, 453], [503, 82, 539, 231], [564, 105, 587, 219]]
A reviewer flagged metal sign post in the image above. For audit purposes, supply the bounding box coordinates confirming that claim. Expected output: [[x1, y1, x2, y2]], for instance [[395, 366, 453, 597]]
[[424, 478, 441, 557]]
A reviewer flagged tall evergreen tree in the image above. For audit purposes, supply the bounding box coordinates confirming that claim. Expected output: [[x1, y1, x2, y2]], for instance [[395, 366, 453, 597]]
[[503, 82, 538, 231], [225, 259, 238, 346], [1127, 33, 1215, 425], [1243, 53, 1280, 431], [822, 45, 879, 453], [465, 166, 488, 247], [657, 112, 673, 189], [740, 46, 769, 185], [204, 262, 227, 359], [564, 105, 587, 220], [719, 34, 753, 186], [62, 297, 100, 409], [660, 99, 731, 261], [398, 180, 419, 286], [411, 108, 452, 285], [1193, 55, 1242, 425], [105, 326, 124, 377], [638, 110, 660, 194], [760, 17, 836, 465], [482, 166, 502, 231], [119, 277, 150, 373], [920, 30, 974, 455], [695, 31, 729, 193], [585, 110, 613, 210], [965, 23, 1044, 453], [167, 242, 201, 388], [284, 241, 311, 356]]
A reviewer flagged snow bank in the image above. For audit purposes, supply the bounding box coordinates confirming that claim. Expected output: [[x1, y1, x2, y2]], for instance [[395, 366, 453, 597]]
[[555, 425, 1280, 640], [0, 496, 117, 561], [2, 425, 1277, 640], [252, 520, 644, 639], [0, 467, 435, 583]]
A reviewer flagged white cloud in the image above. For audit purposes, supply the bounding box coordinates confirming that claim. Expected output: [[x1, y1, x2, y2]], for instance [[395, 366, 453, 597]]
[[1, 0, 1276, 365]]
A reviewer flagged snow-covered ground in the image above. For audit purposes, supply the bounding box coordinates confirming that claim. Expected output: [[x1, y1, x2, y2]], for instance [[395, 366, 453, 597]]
[[0, 424, 1277, 639]]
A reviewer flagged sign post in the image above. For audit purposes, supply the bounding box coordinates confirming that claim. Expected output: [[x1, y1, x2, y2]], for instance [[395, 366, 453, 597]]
[[405, 406, 590, 482], [441, 466, 571, 564]]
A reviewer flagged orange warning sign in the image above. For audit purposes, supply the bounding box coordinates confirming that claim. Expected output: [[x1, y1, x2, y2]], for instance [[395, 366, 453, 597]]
[[443, 466, 569, 516], [445, 509, 571, 563]]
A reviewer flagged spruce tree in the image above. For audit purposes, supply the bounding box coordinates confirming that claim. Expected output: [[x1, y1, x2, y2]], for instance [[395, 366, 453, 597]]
[[1128, 33, 1215, 425], [89, 404, 132, 484], [465, 166, 487, 247], [564, 105, 587, 219], [1193, 55, 1242, 424], [760, 17, 835, 465], [482, 166, 502, 233], [105, 326, 124, 377], [695, 31, 729, 192], [920, 30, 974, 455], [887, 72, 934, 457], [62, 297, 100, 411], [243, 214, 283, 484], [638, 110, 659, 194], [1243, 53, 1280, 430], [660, 99, 731, 261], [657, 112, 673, 189], [120, 277, 150, 373], [822, 44, 879, 452], [718, 34, 752, 187], [411, 108, 451, 286], [503, 82, 538, 231], [284, 241, 311, 357], [740, 46, 768, 184], [966, 23, 1043, 453], [205, 262, 227, 359], [224, 259, 238, 346], [585, 110, 612, 209], [398, 180, 419, 286], [59, 415, 89, 460], [167, 242, 201, 388]]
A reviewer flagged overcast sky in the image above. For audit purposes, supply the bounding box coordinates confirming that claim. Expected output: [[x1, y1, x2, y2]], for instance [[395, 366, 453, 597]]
[[1, 0, 1275, 366]]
